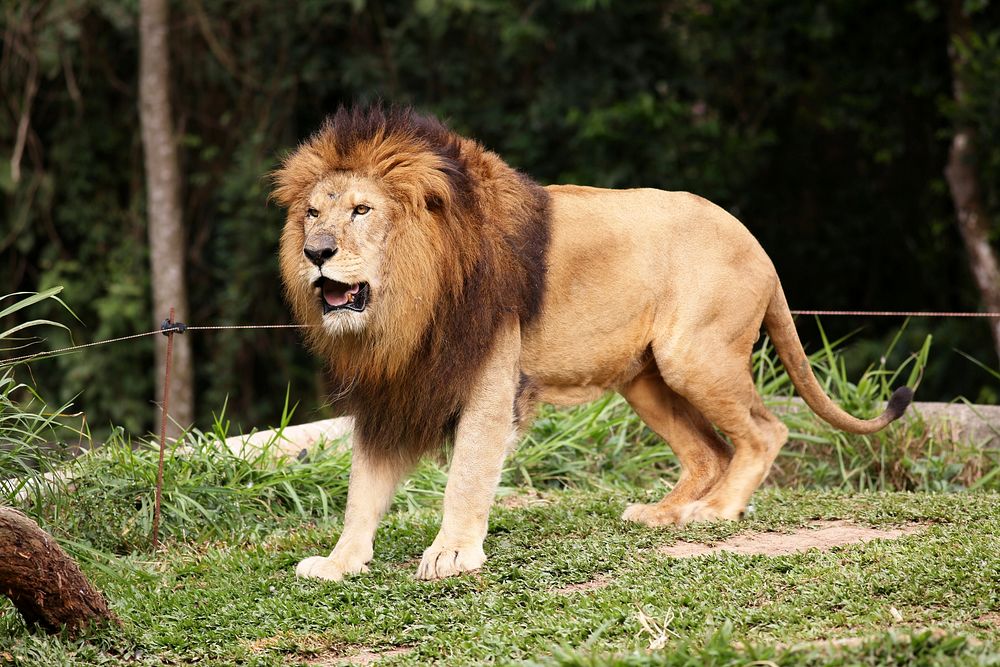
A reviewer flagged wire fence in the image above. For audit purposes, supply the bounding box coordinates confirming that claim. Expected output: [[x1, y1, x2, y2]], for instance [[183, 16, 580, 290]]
[[2, 308, 1000, 370], [789, 310, 1000, 318], [0, 322, 319, 368]]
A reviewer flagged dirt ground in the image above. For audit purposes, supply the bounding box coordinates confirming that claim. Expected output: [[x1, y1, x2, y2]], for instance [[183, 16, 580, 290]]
[[657, 520, 923, 558]]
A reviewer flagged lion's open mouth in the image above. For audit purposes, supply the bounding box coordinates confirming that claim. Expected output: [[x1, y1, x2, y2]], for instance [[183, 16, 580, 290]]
[[315, 278, 369, 314]]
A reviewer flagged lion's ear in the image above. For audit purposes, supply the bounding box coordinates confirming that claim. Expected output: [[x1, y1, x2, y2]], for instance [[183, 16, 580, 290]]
[[269, 166, 298, 209], [270, 158, 315, 210]]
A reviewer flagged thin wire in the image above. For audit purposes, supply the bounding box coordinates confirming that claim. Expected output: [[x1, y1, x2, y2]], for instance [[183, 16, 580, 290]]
[[0, 323, 322, 368], [184, 324, 318, 330], [791, 310, 1000, 318], [4, 310, 999, 369], [0, 328, 166, 367]]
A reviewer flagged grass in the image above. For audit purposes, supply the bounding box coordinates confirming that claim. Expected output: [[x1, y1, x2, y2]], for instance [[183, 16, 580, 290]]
[[1, 301, 999, 665], [0, 489, 997, 665], [1, 289, 79, 456]]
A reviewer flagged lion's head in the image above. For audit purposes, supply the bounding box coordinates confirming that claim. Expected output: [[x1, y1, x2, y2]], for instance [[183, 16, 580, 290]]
[[273, 106, 475, 380], [272, 105, 549, 457]]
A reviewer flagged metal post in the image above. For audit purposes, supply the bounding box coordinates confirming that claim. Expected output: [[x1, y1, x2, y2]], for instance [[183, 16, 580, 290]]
[[152, 306, 175, 549]]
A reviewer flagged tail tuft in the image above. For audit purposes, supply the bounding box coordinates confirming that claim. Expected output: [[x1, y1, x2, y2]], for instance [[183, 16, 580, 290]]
[[886, 386, 915, 421]]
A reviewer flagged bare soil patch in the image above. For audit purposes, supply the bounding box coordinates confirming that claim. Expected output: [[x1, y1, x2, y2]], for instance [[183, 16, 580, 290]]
[[307, 646, 413, 666], [659, 520, 923, 558], [497, 490, 549, 509], [244, 632, 325, 654], [245, 635, 413, 665], [245, 636, 283, 653], [976, 612, 1000, 628], [553, 573, 611, 595]]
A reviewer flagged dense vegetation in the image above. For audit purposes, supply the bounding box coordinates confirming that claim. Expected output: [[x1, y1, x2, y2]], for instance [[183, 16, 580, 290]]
[[3, 1, 1000, 434]]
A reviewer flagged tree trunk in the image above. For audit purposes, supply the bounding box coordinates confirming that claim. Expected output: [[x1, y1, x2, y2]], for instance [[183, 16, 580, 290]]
[[944, 0, 1000, 363], [0, 507, 118, 634], [139, 0, 194, 436]]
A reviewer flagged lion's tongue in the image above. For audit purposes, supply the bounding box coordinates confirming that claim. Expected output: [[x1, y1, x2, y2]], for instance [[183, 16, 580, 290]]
[[323, 280, 361, 307]]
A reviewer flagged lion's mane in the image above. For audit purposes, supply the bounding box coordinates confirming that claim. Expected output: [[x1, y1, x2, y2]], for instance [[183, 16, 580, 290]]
[[273, 106, 549, 459]]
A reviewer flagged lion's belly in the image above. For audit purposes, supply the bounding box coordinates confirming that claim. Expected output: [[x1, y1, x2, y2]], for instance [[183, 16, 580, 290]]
[[520, 304, 656, 406]]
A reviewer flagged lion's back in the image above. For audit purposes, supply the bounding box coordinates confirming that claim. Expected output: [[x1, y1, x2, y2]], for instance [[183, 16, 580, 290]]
[[520, 185, 776, 397]]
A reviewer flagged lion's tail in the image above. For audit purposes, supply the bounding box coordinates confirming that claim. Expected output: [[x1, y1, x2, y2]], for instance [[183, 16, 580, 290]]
[[762, 281, 913, 435]]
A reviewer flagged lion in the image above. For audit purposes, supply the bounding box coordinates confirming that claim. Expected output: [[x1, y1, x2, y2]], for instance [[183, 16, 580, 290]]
[[272, 105, 913, 581]]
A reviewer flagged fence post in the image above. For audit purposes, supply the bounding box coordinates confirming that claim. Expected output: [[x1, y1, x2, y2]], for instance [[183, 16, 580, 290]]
[[152, 306, 176, 549]]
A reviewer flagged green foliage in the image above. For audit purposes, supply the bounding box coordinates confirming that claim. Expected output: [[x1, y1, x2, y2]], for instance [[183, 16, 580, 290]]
[[755, 321, 999, 493], [2, 1, 1000, 434], [0, 289, 77, 452], [29, 430, 355, 553], [507, 395, 670, 490], [0, 287, 72, 344], [537, 628, 997, 666]]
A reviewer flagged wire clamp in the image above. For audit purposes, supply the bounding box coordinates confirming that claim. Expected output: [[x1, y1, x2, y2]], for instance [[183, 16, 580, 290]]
[[160, 318, 187, 336]]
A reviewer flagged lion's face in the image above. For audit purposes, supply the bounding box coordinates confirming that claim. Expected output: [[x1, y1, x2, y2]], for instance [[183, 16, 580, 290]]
[[275, 108, 479, 375], [281, 173, 397, 337]]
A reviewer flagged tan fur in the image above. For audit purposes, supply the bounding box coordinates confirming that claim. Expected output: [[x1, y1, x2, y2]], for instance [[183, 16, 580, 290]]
[[275, 107, 911, 580]]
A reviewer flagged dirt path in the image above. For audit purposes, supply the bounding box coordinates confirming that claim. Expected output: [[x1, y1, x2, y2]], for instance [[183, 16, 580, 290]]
[[658, 520, 924, 558]]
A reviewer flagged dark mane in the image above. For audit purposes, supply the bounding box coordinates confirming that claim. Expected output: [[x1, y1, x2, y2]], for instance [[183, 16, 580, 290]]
[[277, 105, 550, 461], [323, 105, 475, 212]]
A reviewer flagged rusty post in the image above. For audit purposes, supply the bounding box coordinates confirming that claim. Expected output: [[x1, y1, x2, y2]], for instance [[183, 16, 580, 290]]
[[152, 306, 176, 549]]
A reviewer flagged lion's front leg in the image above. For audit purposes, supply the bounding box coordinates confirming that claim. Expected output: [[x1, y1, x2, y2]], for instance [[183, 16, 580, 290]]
[[297, 442, 411, 581], [416, 321, 520, 581]]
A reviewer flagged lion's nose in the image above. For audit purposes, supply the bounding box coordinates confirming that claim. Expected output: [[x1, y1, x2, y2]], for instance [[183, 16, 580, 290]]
[[303, 237, 338, 266]]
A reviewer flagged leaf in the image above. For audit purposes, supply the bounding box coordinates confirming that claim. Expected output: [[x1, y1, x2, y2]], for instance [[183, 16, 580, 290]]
[[0, 287, 64, 320], [0, 319, 69, 341]]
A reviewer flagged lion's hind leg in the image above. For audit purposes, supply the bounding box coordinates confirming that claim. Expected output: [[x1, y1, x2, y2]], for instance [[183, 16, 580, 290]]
[[620, 368, 734, 527], [662, 357, 789, 525]]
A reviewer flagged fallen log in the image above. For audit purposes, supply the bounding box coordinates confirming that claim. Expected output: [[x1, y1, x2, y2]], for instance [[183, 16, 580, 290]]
[[0, 506, 118, 634], [221, 416, 353, 459], [770, 398, 1000, 447], [2, 417, 355, 503]]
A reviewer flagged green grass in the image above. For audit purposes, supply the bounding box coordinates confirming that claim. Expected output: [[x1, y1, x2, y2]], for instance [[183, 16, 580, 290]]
[[1, 489, 997, 665], [1, 289, 79, 456]]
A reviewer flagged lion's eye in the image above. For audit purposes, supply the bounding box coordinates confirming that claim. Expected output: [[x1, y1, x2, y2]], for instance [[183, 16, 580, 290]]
[[353, 204, 371, 216], [306, 207, 319, 219]]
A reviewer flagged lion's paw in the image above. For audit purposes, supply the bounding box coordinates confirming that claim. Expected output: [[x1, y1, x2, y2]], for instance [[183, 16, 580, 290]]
[[622, 502, 683, 527], [415, 544, 486, 580], [675, 500, 744, 525], [295, 554, 369, 581]]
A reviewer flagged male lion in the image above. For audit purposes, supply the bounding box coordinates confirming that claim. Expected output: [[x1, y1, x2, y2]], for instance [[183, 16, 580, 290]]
[[272, 106, 912, 581]]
